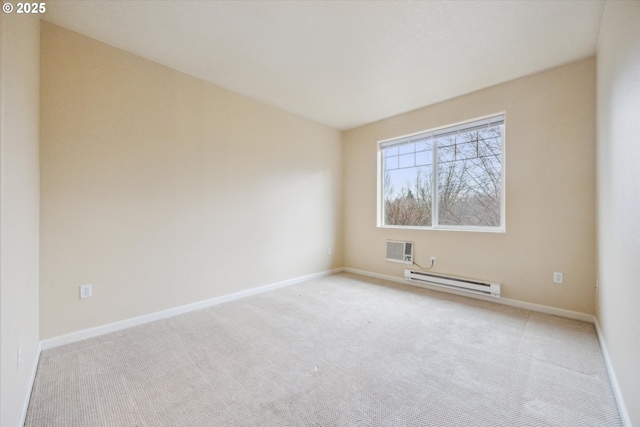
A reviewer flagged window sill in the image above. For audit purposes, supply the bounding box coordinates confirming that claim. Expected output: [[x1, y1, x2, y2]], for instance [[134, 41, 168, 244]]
[[377, 225, 506, 233]]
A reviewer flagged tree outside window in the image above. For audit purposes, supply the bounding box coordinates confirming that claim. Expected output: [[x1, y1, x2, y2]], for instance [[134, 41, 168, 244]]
[[379, 114, 504, 231]]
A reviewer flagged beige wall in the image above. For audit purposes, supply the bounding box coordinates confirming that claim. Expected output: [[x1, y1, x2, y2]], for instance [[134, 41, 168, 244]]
[[40, 22, 343, 339], [596, 1, 640, 425], [343, 58, 597, 314], [0, 13, 41, 427]]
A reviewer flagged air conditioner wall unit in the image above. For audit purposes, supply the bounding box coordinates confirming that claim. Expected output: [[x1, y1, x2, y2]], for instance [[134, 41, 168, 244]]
[[386, 241, 413, 264]]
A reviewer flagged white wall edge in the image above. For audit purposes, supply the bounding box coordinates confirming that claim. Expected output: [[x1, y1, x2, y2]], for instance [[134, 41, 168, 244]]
[[342, 267, 594, 322], [593, 317, 633, 427], [19, 341, 42, 427], [40, 268, 341, 351]]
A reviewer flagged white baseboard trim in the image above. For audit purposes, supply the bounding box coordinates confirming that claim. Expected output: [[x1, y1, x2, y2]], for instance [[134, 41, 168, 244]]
[[19, 341, 41, 427], [40, 268, 341, 351], [342, 267, 594, 323], [496, 297, 594, 323], [593, 318, 633, 427]]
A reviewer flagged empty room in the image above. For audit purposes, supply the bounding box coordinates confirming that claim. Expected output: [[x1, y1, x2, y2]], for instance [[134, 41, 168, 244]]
[[1, 1, 638, 426]]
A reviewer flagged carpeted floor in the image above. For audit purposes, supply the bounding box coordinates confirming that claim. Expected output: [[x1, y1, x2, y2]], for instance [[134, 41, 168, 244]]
[[25, 272, 622, 426]]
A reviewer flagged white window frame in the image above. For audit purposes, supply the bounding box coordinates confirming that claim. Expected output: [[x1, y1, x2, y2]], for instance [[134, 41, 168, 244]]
[[376, 113, 506, 232]]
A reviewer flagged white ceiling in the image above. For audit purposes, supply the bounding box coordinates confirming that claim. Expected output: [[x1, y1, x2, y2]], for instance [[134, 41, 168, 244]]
[[43, 1, 605, 130]]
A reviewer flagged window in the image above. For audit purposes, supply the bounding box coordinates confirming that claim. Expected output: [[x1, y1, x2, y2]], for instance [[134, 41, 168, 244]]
[[377, 114, 504, 231]]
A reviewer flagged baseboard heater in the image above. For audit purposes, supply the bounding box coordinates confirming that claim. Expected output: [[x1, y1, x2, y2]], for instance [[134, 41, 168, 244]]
[[404, 269, 501, 298]]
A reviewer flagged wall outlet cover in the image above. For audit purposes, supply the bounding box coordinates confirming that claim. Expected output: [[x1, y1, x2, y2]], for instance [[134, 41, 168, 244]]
[[80, 284, 92, 299]]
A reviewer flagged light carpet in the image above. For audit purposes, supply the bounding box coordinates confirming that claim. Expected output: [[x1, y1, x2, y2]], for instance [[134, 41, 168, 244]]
[[25, 272, 622, 426]]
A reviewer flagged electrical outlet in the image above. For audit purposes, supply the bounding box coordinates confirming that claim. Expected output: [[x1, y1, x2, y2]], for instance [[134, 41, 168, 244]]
[[553, 272, 563, 284], [430, 256, 436, 265], [80, 284, 92, 299], [328, 247, 332, 255]]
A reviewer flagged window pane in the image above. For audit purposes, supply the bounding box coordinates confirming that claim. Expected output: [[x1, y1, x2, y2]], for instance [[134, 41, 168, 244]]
[[478, 127, 501, 156], [455, 141, 478, 160], [385, 154, 398, 170], [383, 155, 433, 226], [416, 149, 432, 166], [437, 130, 502, 227], [398, 153, 415, 168], [398, 143, 415, 155], [384, 146, 399, 157]]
